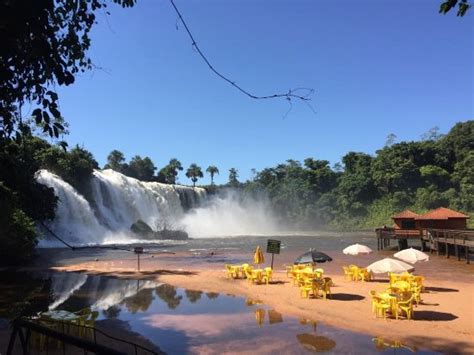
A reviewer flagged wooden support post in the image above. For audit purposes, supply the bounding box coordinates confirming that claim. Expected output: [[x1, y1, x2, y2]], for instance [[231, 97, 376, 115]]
[[445, 232, 449, 258], [453, 236, 458, 260], [6, 325, 18, 355]]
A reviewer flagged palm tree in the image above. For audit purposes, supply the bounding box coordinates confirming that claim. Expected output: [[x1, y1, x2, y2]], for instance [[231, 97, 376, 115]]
[[228, 168, 239, 187], [186, 163, 203, 187], [206, 165, 219, 185]]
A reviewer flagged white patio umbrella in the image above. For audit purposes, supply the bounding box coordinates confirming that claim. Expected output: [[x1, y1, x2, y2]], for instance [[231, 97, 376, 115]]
[[394, 248, 429, 264], [343, 243, 373, 255], [367, 258, 414, 274]]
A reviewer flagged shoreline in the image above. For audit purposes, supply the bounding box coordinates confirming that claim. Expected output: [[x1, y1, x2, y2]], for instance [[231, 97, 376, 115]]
[[50, 249, 474, 354]]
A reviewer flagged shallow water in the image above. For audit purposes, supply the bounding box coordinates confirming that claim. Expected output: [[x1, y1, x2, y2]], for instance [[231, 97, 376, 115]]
[[36, 233, 376, 266], [0, 271, 437, 354]]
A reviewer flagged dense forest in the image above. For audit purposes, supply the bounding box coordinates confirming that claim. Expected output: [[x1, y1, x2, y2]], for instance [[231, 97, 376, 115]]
[[242, 122, 473, 230], [0, 121, 472, 263]]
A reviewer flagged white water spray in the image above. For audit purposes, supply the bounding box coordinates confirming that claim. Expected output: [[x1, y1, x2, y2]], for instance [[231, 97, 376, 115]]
[[180, 190, 279, 238]]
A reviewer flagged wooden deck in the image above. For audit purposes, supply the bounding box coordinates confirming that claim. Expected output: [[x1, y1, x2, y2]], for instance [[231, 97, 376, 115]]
[[375, 228, 474, 264]]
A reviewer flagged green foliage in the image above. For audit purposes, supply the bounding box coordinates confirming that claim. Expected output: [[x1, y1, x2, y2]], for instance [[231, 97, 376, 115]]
[[244, 121, 473, 229], [228, 168, 240, 187], [104, 150, 128, 173], [186, 164, 203, 187], [157, 158, 183, 184], [127, 155, 156, 181], [0, 183, 39, 264], [439, 0, 471, 16], [0, 137, 57, 222], [206, 166, 219, 185], [0, 0, 136, 140], [36, 144, 99, 192]]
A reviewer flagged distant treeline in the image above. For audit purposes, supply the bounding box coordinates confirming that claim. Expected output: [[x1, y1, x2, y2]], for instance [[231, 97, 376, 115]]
[[241, 121, 473, 229]]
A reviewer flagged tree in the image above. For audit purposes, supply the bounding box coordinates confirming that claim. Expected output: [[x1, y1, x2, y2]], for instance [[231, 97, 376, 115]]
[[421, 126, 443, 141], [104, 150, 127, 173], [0, 0, 136, 140], [127, 155, 156, 181], [385, 133, 397, 147], [439, 0, 471, 16], [157, 158, 183, 184], [228, 168, 239, 187], [186, 164, 203, 187], [206, 166, 219, 185]]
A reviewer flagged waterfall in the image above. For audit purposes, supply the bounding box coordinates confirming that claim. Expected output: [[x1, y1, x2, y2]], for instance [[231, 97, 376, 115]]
[[36, 170, 108, 245], [36, 169, 206, 246]]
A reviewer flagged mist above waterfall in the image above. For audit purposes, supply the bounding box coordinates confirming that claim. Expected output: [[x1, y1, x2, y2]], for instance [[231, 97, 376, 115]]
[[180, 190, 279, 238]]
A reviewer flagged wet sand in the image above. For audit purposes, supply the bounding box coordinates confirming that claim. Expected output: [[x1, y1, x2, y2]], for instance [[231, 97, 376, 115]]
[[52, 248, 474, 354]]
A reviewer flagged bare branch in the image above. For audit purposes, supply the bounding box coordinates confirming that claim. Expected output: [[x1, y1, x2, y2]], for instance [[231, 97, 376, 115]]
[[169, 0, 315, 108]]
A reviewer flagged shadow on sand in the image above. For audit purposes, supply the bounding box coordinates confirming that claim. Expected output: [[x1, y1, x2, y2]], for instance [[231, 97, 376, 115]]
[[424, 286, 459, 293], [330, 293, 365, 301], [414, 311, 458, 321]]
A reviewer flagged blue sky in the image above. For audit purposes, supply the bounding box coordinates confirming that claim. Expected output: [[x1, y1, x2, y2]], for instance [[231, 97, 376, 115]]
[[55, 0, 472, 185]]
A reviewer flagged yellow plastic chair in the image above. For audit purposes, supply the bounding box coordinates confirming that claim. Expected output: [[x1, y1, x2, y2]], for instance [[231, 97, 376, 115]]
[[245, 266, 257, 284], [358, 268, 372, 282], [319, 278, 332, 300], [411, 284, 422, 305], [342, 266, 354, 281], [300, 281, 314, 298], [262, 267, 273, 284], [225, 264, 235, 279], [241, 263, 250, 278], [412, 275, 424, 290], [350, 265, 361, 281], [395, 293, 414, 320], [300, 279, 320, 298], [373, 296, 391, 319], [369, 290, 378, 313]]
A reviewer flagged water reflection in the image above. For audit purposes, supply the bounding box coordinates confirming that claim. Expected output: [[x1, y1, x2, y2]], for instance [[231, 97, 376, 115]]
[[123, 287, 154, 313], [0, 271, 432, 354], [205, 292, 219, 300], [372, 337, 417, 352], [297, 333, 337, 352], [102, 304, 121, 319], [267, 309, 283, 324], [0, 271, 53, 319], [155, 284, 182, 309], [185, 289, 203, 303], [255, 308, 265, 326]]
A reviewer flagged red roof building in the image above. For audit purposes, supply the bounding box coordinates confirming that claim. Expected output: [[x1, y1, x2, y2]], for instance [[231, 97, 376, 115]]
[[392, 207, 469, 230], [415, 207, 469, 230], [392, 210, 419, 229]]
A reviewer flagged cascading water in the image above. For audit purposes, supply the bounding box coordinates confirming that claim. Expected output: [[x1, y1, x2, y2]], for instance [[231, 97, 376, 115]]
[[36, 169, 207, 246], [36, 168, 278, 246], [36, 170, 108, 245]]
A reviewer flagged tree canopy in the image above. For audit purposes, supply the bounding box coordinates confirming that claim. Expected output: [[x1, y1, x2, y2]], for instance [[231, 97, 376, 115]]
[[0, 0, 136, 141], [206, 166, 219, 185], [186, 164, 203, 187]]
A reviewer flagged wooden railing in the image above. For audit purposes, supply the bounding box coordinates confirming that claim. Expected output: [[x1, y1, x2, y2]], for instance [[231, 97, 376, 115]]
[[7, 318, 162, 355], [375, 228, 474, 264]]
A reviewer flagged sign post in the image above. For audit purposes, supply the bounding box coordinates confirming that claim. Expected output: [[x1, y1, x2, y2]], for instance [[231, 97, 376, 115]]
[[266, 239, 281, 270], [134, 247, 144, 272]]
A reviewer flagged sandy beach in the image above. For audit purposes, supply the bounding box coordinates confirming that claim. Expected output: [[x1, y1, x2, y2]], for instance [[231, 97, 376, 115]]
[[51, 248, 474, 354]]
